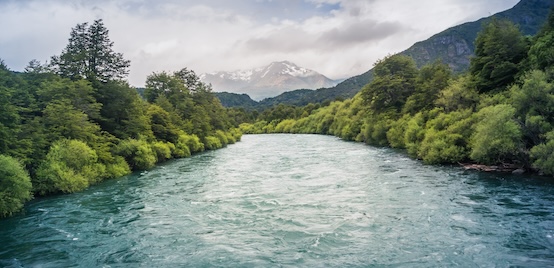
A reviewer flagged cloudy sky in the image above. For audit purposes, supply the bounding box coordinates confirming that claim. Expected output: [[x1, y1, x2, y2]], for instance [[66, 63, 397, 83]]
[[1, 0, 519, 87]]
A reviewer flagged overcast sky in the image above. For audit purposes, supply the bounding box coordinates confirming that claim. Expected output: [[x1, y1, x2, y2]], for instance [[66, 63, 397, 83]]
[[1, 0, 519, 87]]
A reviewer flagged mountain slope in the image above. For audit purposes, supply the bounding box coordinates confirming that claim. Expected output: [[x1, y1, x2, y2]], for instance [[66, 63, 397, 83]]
[[217, 0, 554, 108], [403, 0, 554, 72], [202, 61, 338, 100], [214, 92, 258, 108]]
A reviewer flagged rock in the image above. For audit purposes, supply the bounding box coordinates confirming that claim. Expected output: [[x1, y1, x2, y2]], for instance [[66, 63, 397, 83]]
[[512, 168, 525, 175]]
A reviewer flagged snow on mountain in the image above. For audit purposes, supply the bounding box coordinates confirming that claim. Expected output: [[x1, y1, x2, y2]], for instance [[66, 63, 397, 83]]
[[201, 61, 339, 100]]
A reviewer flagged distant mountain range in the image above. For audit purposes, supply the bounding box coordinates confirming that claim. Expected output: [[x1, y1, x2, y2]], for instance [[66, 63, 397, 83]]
[[216, 0, 554, 109], [201, 61, 339, 100]]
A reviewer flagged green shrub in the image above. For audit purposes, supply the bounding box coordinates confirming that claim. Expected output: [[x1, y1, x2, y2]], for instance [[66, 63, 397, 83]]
[[113, 139, 156, 170], [204, 136, 223, 150], [275, 119, 296, 133], [151, 141, 173, 162], [173, 133, 204, 157], [35, 139, 104, 194], [418, 129, 467, 164], [530, 131, 554, 175], [185, 134, 204, 153], [104, 156, 131, 179], [215, 130, 229, 146], [225, 131, 237, 144], [387, 114, 411, 148], [363, 116, 390, 147], [404, 112, 427, 158], [470, 104, 523, 165], [229, 128, 243, 141], [0, 155, 33, 217]]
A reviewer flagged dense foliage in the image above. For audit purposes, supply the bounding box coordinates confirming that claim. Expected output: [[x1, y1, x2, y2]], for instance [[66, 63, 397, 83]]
[[241, 15, 554, 177], [0, 20, 241, 217]]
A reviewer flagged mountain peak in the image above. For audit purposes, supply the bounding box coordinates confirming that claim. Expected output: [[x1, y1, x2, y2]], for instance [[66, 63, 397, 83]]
[[201, 61, 338, 100]]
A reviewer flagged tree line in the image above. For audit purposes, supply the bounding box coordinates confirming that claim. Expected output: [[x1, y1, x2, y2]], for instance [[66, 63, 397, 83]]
[[0, 20, 241, 217], [240, 14, 554, 175]]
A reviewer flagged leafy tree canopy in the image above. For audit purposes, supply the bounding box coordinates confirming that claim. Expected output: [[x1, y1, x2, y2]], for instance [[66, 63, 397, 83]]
[[470, 19, 529, 93], [51, 19, 130, 83]]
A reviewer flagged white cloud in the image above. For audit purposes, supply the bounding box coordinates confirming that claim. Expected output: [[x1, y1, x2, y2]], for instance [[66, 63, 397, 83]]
[[0, 0, 519, 87]]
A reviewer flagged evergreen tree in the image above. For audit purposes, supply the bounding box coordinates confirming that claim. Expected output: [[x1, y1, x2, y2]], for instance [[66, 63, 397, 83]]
[[470, 19, 528, 93], [51, 19, 130, 83]]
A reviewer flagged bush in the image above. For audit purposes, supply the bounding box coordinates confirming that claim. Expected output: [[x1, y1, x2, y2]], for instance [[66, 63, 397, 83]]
[[173, 141, 191, 158], [0, 155, 33, 217], [173, 133, 204, 158], [275, 119, 296, 133], [104, 156, 131, 179], [529, 130, 554, 175], [404, 112, 427, 158], [185, 134, 204, 153], [151, 141, 173, 162], [418, 129, 467, 164], [387, 114, 411, 148], [113, 138, 156, 170], [204, 136, 223, 150], [363, 116, 390, 147], [470, 104, 523, 165], [35, 139, 104, 194], [229, 128, 243, 141], [415, 109, 474, 164], [215, 130, 229, 146]]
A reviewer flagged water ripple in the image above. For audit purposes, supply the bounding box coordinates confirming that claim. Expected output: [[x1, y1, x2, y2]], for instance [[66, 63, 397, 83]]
[[1, 134, 554, 266]]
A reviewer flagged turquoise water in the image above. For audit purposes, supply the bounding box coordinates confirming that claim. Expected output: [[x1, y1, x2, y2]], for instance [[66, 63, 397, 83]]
[[1, 134, 554, 267]]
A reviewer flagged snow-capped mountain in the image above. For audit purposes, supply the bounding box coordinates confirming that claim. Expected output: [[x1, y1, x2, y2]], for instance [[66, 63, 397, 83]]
[[200, 61, 339, 100]]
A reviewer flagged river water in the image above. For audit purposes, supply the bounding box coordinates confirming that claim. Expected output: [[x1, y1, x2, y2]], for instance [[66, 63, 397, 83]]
[[1, 134, 554, 267]]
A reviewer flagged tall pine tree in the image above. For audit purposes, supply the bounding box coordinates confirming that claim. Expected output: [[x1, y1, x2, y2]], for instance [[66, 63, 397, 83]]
[[51, 19, 130, 83]]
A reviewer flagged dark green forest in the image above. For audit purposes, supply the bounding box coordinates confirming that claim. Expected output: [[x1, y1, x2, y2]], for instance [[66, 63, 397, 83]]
[[239, 15, 554, 176], [0, 20, 241, 217]]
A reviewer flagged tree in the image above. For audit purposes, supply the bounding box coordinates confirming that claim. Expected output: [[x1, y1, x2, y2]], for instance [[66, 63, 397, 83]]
[[147, 104, 180, 143], [0, 63, 24, 157], [113, 138, 156, 170], [41, 100, 102, 144], [435, 75, 479, 113], [470, 104, 523, 165], [34, 139, 104, 195], [528, 9, 554, 71], [37, 77, 101, 120], [96, 81, 152, 139], [0, 155, 32, 217], [403, 61, 452, 114], [174, 68, 209, 93], [470, 19, 528, 93], [510, 70, 554, 147], [530, 131, 554, 175], [361, 54, 418, 113], [51, 19, 130, 83]]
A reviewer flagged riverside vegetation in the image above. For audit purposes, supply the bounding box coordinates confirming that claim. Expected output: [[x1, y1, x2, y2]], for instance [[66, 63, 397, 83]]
[[239, 15, 554, 177], [4, 12, 554, 219], [0, 20, 241, 217]]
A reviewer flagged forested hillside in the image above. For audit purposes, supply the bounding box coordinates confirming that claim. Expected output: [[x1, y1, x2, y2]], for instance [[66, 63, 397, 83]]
[[403, 0, 554, 72], [0, 20, 241, 217], [218, 0, 554, 109], [240, 13, 554, 176]]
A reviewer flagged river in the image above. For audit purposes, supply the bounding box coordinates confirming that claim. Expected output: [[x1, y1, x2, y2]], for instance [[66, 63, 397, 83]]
[[1, 134, 554, 267]]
